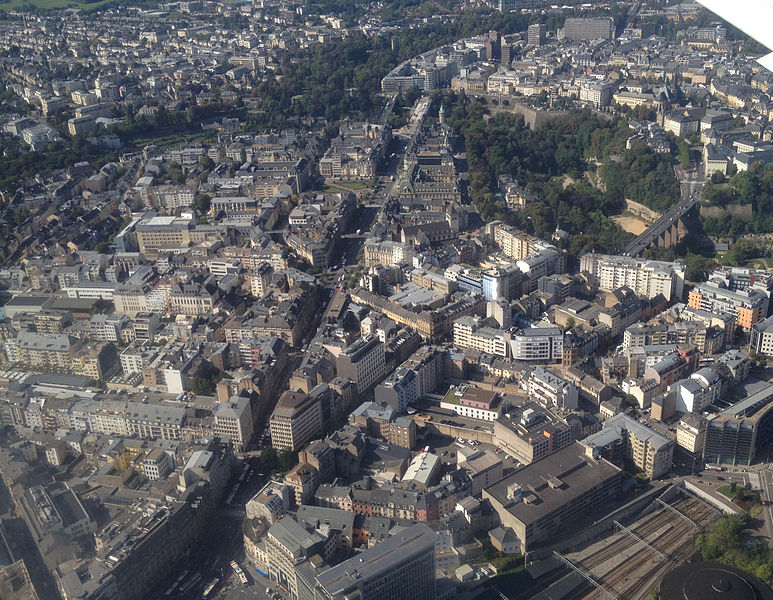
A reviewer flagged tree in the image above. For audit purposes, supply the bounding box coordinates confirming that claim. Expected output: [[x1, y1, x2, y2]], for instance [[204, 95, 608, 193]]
[[190, 376, 215, 396], [193, 193, 211, 213], [278, 450, 297, 471], [260, 447, 279, 472]]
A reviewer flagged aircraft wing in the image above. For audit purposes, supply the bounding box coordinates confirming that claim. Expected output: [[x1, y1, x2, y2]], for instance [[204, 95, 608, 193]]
[[696, 0, 773, 71]]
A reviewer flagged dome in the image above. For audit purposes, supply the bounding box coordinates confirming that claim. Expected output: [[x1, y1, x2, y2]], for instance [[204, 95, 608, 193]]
[[660, 562, 773, 600]]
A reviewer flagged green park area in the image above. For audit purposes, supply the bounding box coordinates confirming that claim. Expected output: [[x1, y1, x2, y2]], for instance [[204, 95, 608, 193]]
[[0, 0, 111, 11]]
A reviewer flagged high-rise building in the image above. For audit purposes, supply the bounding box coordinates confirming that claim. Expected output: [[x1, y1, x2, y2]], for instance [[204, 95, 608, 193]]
[[270, 391, 323, 451], [481, 265, 522, 301], [561, 17, 614, 41], [213, 395, 254, 451], [336, 335, 387, 395], [314, 523, 437, 600], [528, 23, 546, 46]]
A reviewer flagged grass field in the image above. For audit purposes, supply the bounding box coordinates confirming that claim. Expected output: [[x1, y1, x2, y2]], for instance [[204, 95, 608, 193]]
[[717, 485, 736, 499], [321, 184, 350, 195], [337, 180, 370, 190], [132, 130, 213, 149]]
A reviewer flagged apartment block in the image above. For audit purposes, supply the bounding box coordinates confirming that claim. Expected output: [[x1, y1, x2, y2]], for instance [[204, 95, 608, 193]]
[[688, 281, 768, 330], [526, 367, 578, 410], [580, 253, 685, 301]]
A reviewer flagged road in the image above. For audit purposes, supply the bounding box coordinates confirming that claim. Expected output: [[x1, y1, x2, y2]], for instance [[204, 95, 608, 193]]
[[622, 170, 705, 257]]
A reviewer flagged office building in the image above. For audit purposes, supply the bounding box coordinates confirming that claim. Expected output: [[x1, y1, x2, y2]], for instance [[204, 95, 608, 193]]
[[528, 23, 546, 46], [214, 396, 254, 451], [562, 17, 614, 41], [314, 523, 436, 600], [483, 442, 623, 552], [440, 386, 504, 421], [676, 413, 705, 458], [481, 265, 522, 302], [509, 327, 563, 362], [124, 402, 186, 440], [142, 448, 174, 481], [336, 335, 387, 395], [135, 215, 194, 256], [270, 391, 323, 452], [453, 316, 508, 357], [703, 385, 773, 466]]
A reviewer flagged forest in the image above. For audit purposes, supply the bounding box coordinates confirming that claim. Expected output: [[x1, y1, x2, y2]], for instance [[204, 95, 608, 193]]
[[696, 513, 773, 586], [700, 163, 773, 238], [438, 93, 681, 260], [244, 10, 574, 131]]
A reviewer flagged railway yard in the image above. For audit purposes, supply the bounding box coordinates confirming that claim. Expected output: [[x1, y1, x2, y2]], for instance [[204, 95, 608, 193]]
[[503, 491, 722, 600]]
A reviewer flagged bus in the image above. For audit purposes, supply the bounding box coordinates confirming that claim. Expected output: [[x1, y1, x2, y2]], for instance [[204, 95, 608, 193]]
[[202, 578, 219, 598], [179, 573, 202, 595], [231, 561, 247, 585], [705, 464, 723, 472]]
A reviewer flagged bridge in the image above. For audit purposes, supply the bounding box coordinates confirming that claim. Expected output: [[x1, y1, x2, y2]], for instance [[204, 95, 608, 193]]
[[622, 175, 704, 257]]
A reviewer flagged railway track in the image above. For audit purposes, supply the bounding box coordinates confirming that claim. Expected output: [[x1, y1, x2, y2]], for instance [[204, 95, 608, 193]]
[[524, 496, 718, 600]]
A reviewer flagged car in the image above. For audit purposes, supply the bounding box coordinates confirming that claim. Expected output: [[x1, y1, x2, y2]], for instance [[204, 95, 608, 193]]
[[505, 454, 511, 460]]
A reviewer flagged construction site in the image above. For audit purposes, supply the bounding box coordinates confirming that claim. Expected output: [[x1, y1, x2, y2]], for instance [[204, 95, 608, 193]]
[[493, 484, 723, 600]]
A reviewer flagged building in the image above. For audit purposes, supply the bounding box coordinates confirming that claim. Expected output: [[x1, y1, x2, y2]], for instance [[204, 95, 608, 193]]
[[440, 386, 504, 422], [134, 215, 194, 256], [375, 367, 419, 414], [688, 281, 768, 330], [676, 413, 705, 458], [527, 23, 546, 46], [214, 396, 254, 451], [526, 367, 578, 410], [336, 336, 387, 395], [510, 327, 563, 362], [142, 448, 174, 480], [246, 483, 292, 524], [562, 17, 614, 41], [453, 317, 508, 357], [270, 391, 323, 452], [703, 385, 773, 466], [750, 315, 773, 357], [580, 254, 685, 302], [314, 523, 436, 600], [483, 442, 623, 552], [582, 413, 673, 479], [493, 405, 573, 464], [580, 80, 617, 108], [124, 402, 186, 440]]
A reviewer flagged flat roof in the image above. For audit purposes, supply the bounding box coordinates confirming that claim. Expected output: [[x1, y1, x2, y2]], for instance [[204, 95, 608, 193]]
[[315, 523, 435, 594], [484, 442, 622, 526]]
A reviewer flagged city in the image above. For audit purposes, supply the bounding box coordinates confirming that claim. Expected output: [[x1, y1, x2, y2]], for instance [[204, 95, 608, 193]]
[[1, 1, 773, 600]]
